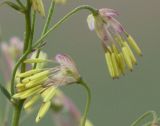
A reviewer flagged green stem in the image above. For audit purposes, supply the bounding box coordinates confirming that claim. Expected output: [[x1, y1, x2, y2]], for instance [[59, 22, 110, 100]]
[[33, 5, 97, 49], [130, 111, 157, 126], [21, 0, 31, 73], [10, 2, 34, 94], [29, 11, 36, 50], [79, 79, 91, 126], [11, 104, 23, 126], [10, 50, 30, 94], [42, 0, 55, 35], [33, 0, 55, 69], [11, 1, 32, 126]]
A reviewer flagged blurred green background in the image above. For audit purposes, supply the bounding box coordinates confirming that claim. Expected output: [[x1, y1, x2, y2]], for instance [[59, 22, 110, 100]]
[[0, 0, 160, 126]]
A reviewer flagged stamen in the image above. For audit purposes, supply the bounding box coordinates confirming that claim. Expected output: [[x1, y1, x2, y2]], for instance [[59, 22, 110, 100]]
[[122, 47, 133, 71], [25, 76, 48, 88], [13, 85, 43, 99], [24, 58, 53, 64], [36, 101, 51, 123], [105, 52, 115, 78], [123, 41, 137, 65], [42, 86, 57, 102], [111, 53, 120, 78], [16, 69, 43, 78], [22, 70, 50, 83], [117, 53, 125, 75], [127, 35, 142, 56]]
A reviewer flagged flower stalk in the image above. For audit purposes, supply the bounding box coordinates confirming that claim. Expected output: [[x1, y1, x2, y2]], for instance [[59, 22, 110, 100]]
[[78, 79, 91, 126], [33, 5, 97, 48]]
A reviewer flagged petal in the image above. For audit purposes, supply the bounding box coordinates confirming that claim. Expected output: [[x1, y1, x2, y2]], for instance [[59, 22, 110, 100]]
[[55, 54, 74, 67], [109, 17, 124, 33], [55, 54, 80, 81], [99, 8, 119, 18], [87, 14, 95, 31]]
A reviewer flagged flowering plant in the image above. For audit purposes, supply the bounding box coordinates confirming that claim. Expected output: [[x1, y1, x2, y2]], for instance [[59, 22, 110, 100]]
[[0, 0, 159, 126]]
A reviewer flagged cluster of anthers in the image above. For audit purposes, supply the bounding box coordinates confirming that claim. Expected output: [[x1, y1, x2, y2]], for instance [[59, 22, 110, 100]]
[[13, 54, 81, 122], [87, 8, 142, 79]]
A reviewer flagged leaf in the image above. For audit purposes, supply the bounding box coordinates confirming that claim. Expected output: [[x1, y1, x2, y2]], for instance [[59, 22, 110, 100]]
[[0, 1, 23, 12], [0, 83, 11, 101]]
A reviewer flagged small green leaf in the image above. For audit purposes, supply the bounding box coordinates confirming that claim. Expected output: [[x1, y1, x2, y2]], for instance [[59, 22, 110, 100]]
[[0, 83, 11, 101], [0, 1, 24, 13]]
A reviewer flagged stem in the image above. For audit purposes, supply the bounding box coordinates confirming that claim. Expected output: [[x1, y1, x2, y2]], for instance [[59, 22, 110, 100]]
[[130, 111, 157, 126], [21, 0, 31, 73], [11, 104, 23, 126], [29, 11, 36, 50], [33, 5, 97, 48], [79, 79, 91, 126], [11, 1, 32, 126], [42, 0, 55, 35], [10, 50, 29, 94], [33, 0, 55, 69], [10, 0, 32, 95]]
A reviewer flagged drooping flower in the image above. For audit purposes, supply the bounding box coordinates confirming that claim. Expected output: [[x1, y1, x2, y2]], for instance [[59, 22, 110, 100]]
[[87, 8, 142, 79], [52, 89, 94, 126], [13, 54, 81, 122]]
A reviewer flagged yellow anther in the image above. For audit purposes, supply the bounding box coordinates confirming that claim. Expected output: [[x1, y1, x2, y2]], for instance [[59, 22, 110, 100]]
[[16, 84, 26, 92], [25, 76, 47, 88], [22, 70, 50, 83], [117, 53, 125, 74], [36, 101, 51, 123], [123, 41, 137, 65], [13, 85, 43, 99], [111, 53, 120, 78], [24, 59, 52, 64], [105, 52, 115, 78], [127, 35, 142, 56], [42, 87, 57, 102], [17, 69, 42, 78], [16, 83, 25, 88], [112, 44, 119, 54], [24, 95, 40, 109], [122, 47, 133, 71]]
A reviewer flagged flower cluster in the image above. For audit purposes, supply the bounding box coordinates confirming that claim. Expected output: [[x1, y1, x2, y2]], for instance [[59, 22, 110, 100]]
[[0, 0, 144, 125], [87, 8, 142, 79], [13, 54, 81, 122]]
